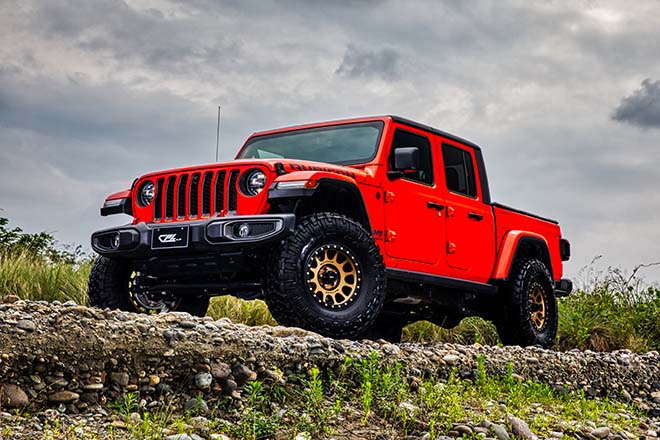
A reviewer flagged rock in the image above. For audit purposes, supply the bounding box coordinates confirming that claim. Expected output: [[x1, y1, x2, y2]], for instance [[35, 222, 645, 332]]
[[16, 319, 36, 332], [210, 435, 231, 440], [232, 364, 253, 384], [194, 372, 212, 388], [509, 416, 536, 440], [48, 391, 79, 403], [0, 383, 29, 408], [179, 320, 197, 329], [1, 295, 20, 303], [591, 427, 610, 438], [491, 423, 510, 440], [149, 375, 160, 386], [211, 362, 231, 379], [110, 372, 129, 387], [443, 354, 460, 365], [454, 424, 473, 435], [183, 398, 209, 414]]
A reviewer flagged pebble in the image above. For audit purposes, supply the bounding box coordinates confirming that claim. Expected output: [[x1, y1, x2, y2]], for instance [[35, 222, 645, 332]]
[[591, 427, 610, 438], [509, 416, 536, 440], [16, 319, 36, 332], [491, 423, 510, 440], [110, 372, 129, 387], [48, 391, 79, 403], [194, 372, 212, 388], [0, 383, 29, 408]]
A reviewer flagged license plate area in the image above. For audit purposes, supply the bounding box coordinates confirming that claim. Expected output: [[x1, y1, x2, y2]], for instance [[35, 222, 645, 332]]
[[151, 226, 189, 250]]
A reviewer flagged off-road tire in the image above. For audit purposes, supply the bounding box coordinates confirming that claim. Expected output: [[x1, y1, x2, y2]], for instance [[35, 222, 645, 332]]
[[265, 213, 386, 339], [495, 259, 557, 348], [88, 256, 209, 316]]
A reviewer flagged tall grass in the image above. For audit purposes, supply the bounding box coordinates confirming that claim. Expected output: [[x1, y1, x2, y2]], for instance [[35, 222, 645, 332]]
[[0, 251, 91, 304]]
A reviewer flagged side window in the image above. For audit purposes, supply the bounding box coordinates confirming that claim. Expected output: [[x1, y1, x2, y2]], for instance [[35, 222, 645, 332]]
[[442, 144, 477, 197], [388, 129, 433, 185]]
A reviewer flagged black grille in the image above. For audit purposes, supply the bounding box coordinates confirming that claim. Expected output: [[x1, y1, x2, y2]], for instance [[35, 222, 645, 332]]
[[149, 168, 249, 223]]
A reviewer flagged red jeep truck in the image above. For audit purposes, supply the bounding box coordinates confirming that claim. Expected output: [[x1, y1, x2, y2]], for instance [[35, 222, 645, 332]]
[[89, 116, 571, 347]]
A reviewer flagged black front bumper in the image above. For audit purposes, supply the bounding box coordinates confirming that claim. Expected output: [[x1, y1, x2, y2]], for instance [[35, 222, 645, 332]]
[[91, 214, 296, 258]]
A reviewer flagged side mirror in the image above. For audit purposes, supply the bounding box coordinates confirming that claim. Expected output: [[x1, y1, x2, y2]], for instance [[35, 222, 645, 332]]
[[393, 147, 420, 171]]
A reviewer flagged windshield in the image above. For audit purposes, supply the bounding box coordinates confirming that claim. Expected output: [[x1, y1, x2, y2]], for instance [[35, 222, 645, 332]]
[[237, 121, 384, 165]]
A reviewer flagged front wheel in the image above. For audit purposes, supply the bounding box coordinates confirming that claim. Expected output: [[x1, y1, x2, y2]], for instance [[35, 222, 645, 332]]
[[88, 256, 209, 316], [265, 213, 386, 339], [495, 259, 558, 348]]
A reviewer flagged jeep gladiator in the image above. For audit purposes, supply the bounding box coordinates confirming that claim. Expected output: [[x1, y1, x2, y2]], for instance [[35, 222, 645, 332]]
[[89, 115, 572, 347]]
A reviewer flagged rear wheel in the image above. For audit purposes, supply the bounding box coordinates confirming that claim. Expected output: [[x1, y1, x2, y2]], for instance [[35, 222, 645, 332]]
[[495, 259, 557, 348], [88, 256, 209, 316], [265, 213, 386, 339]]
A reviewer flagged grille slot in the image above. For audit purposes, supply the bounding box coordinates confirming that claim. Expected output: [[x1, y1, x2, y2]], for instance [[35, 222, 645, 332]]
[[202, 172, 213, 216], [189, 173, 200, 219], [177, 175, 188, 218], [214, 170, 226, 214], [154, 178, 164, 221], [228, 170, 239, 211], [165, 176, 175, 219]]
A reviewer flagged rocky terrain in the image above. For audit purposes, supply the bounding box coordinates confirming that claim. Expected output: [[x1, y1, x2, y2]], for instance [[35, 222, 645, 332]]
[[1, 296, 659, 439]]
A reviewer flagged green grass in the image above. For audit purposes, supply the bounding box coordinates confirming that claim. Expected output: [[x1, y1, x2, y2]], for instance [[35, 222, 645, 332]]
[[95, 352, 643, 439]]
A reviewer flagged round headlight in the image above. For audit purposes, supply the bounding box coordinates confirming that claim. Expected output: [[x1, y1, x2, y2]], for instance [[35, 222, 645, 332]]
[[138, 181, 155, 207], [244, 170, 267, 196]]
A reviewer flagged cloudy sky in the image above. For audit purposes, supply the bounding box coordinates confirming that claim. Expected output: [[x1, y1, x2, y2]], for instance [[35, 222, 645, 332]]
[[1, 0, 659, 283]]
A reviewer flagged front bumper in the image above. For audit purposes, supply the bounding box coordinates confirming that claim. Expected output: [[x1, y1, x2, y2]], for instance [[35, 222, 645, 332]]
[[91, 214, 296, 258]]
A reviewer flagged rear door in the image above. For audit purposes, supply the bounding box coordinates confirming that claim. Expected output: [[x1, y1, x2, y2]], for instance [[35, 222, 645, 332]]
[[384, 126, 445, 265], [441, 142, 495, 280]]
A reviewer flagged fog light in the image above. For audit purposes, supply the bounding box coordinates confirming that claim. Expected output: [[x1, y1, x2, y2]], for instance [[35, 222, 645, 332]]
[[111, 233, 121, 249], [237, 224, 250, 238]]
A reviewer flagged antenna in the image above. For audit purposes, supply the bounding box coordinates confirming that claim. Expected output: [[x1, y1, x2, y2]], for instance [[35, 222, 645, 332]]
[[215, 105, 221, 162]]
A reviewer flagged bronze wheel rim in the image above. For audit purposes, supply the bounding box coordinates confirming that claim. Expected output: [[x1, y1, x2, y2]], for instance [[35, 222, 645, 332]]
[[128, 271, 181, 314], [305, 244, 362, 310], [528, 283, 547, 331]]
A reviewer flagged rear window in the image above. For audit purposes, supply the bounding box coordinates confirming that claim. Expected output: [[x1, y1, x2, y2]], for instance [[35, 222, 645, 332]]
[[442, 144, 477, 198]]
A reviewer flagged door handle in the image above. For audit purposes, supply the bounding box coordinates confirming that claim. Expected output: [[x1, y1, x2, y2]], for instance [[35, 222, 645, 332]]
[[427, 201, 445, 210], [468, 212, 483, 221]]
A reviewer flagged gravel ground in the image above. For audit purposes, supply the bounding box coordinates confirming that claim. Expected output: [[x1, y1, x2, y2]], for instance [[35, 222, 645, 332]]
[[1, 296, 659, 439]]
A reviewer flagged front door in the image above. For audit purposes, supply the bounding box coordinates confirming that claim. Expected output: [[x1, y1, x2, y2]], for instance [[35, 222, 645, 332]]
[[384, 126, 445, 265]]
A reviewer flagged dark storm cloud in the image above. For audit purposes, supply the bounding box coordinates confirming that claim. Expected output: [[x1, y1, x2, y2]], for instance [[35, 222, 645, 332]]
[[611, 79, 660, 129], [335, 45, 401, 81]]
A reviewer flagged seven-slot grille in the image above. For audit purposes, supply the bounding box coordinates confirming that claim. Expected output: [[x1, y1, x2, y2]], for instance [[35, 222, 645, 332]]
[[151, 169, 241, 222]]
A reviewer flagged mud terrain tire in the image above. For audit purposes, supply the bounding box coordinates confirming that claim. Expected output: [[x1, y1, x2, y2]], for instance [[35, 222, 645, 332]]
[[496, 259, 557, 348], [265, 213, 386, 339], [88, 256, 209, 316]]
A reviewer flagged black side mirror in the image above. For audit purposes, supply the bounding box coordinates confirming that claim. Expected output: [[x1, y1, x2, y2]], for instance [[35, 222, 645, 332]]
[[388, 147, 420, 180], [394, 147, 420, 171]]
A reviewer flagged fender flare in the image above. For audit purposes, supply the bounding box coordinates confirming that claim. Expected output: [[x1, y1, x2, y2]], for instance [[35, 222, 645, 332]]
[[268, 172, 371, 231], [491, 231, 553, 281]]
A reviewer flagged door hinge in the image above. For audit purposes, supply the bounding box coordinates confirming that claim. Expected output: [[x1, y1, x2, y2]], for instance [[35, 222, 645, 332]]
[[384, 191, 395, 203], [447, 242, 457, 254], [386, 230, 397, 242]]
